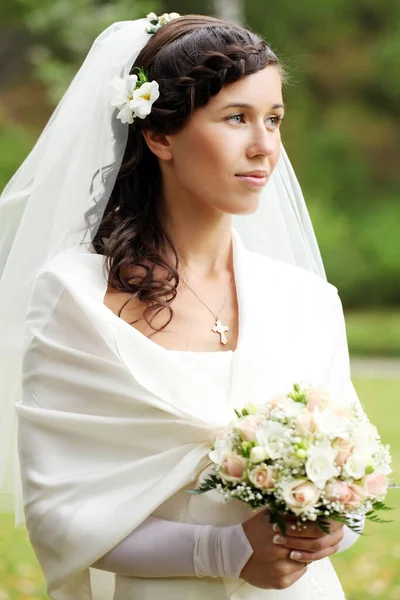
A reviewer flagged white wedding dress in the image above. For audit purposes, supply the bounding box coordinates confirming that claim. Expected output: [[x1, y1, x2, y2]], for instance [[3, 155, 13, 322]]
[[110, 350, 346, 600], [18, 229, 357, 599]]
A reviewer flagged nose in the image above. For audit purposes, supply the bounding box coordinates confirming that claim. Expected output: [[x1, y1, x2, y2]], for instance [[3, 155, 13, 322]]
[[247, 122, 279, 159]]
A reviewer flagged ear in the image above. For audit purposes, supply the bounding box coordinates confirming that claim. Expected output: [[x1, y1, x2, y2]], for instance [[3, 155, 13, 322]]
[[142, 129, 173, 161]]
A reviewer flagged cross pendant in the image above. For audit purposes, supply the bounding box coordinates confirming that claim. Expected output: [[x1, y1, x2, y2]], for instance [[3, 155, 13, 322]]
[[212, 318, 229, 345]]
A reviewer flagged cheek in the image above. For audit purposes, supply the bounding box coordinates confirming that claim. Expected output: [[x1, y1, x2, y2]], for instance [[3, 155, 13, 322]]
[[174, 130, 233, 182], [270, 134, 282, 170]]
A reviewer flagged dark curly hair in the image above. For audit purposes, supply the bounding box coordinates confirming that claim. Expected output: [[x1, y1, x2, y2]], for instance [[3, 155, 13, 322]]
[[86, 14, 286, 335]]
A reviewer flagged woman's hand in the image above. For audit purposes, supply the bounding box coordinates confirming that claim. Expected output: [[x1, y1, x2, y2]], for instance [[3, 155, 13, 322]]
[[239, 508, 344, 590], [271, 517, 344, 565]]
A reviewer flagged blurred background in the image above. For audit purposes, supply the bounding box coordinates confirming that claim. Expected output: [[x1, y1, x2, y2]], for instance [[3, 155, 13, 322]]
[[0, 0, 399, 598]]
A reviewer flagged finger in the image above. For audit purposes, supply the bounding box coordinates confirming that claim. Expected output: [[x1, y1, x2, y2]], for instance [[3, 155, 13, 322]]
[[278, 522, 323, 538], [273, 528, 344, 552], [288, 543, 340, 563], [325, 520, 344, 534], [274, 556, 308, 577], [281, 520, 344, 538]]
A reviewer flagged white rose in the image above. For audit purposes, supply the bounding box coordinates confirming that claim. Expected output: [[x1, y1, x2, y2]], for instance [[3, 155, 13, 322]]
[[250, 445, 269, 464], [256, 422, 287, 459], [281, 479, 320, 515], [343, 452, 369, 480], [352, 423, 380, 456], [270, 394, 305, 418], [313, 406, 351, 438], [305, 442, 337, 488]]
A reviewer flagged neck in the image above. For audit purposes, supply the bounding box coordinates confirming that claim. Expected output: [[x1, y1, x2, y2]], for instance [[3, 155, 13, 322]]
[[160, 194, 233, 279]]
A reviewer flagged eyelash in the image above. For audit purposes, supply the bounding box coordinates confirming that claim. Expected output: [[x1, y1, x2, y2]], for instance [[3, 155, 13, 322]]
[[227, 114, 284, 127]]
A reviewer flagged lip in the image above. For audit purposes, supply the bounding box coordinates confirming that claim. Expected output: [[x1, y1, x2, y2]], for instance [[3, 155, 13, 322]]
[[235, 173, 268, 188], [237, 170, 268, 177]]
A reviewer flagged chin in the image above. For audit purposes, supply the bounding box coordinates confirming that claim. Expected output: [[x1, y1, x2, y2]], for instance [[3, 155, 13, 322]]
[[230, 195, 261, 216]]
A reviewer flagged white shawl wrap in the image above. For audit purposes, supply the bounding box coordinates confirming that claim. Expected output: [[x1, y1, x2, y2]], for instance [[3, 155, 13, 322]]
[[17, 229, 360, 599]]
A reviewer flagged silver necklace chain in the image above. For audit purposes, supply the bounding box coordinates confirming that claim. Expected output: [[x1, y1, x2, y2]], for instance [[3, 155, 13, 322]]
[[181, 274, 234, 320], [181, 274, 234, 346]]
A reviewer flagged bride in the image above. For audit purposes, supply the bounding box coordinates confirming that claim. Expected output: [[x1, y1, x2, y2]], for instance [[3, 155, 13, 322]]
[[0, 12, 364, 600]]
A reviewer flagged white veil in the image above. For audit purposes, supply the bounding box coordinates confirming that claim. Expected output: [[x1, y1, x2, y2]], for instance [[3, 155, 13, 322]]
[[0, 17, 326, 527]]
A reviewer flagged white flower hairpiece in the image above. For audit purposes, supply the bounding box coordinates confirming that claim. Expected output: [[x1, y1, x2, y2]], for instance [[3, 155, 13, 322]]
[[110, 67, 160, 125], [145, 11, 181, 34]]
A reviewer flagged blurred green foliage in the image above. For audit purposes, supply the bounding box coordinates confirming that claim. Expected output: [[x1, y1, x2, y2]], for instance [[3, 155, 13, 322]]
[[0, 0, 399, 307], [345, 309, 400, 357]]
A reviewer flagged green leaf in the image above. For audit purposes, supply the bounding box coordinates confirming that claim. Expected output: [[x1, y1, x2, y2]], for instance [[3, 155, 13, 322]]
[[186, 474, 221, 495], [316, 518, 331, 535], [268, 510, 287, 536]]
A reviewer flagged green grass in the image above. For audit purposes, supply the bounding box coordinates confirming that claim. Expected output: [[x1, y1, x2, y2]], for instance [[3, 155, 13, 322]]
[[331, 378, 400, 600], [0, 377, 399, 600], [345, 310, 400, 358]]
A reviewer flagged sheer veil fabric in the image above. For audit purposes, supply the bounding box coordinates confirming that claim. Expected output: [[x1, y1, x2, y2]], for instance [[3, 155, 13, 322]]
[[0, 18, 326, 524]]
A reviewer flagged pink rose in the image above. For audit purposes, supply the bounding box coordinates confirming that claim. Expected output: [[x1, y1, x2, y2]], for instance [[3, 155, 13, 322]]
[[333, 405, 353, 419], [325, 481, 365, 509], [305, 390, 329, 412], [281, 479, 320, 515], [220, 453, 247, 482], [249, 465, 276, 490], [334, 438, 355, 468], [365, 473, 387, 499], [236, 415, 262, 442], [325, 480, 351, 503], [270, 393, 288, 407], [342, 484, 366, 509], [296, 412, 317, 436]]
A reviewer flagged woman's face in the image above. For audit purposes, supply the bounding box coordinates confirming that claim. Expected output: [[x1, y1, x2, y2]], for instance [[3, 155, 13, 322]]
[[164, 65, 284, 216]]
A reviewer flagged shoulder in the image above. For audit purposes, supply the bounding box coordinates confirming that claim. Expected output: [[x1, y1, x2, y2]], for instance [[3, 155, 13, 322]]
[[245, 248, 338, 301], [33, 247, 106, 298], [24, 248, 113, 355]]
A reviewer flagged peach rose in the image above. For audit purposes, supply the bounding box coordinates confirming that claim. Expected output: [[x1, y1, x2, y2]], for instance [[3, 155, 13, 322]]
[[334, 438, 355, 468], [281, 479, 320, 515], [365, 473, 387, 499], [333, 405, 353, 419], [296, 412, 317, 436], [305, 390, 329, 412], [270, 393, 289, 407], [325, 480, 352, 503], [220, 453, 247, 482], [236, 415, 262, 442], [249, 465, 276, 490], [325, 481, 365, 509]]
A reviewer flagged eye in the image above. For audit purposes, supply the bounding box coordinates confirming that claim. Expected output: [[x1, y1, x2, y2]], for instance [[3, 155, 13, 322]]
[[268, 116, 284, 128], [226, 113, 246, 125]]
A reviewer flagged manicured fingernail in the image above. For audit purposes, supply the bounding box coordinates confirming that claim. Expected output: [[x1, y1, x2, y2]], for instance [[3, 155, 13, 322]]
[[272, 524, 280, 532], [290, 551, 302, 561], [273, 534, 285, 544]]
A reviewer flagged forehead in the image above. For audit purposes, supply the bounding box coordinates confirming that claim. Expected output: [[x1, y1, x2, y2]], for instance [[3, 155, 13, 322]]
[[208, 66, 283, 111]]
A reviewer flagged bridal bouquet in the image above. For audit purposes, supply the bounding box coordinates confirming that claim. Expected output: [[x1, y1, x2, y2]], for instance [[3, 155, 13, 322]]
[[190, 384, 393, 535]]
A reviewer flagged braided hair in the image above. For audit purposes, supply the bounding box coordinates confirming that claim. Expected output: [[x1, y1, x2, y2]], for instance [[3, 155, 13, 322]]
[[88, 15, 286, 334]]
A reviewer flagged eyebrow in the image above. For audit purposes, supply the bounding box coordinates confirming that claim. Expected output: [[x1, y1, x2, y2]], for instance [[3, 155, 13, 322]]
[[220, 102, 286, 111]]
